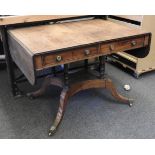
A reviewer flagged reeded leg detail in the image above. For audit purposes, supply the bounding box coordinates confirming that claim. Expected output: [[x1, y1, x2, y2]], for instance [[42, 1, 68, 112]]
[[49, 87, 69, 136], [84, 59, 89, 70], [48, 78, 133, 136], [27, 70, 133, 135], [99, 56, 105, 79]]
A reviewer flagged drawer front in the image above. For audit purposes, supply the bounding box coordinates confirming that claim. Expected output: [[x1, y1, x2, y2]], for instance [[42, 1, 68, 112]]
[[72, 46, 99, 59], [34, 51, 73, 69], [43, 52, 73, 66], [100, 36, 145, 54], [34, 45, 99, 70]]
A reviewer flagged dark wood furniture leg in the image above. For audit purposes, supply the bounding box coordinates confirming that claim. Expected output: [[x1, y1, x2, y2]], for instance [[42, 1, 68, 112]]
[[27, 75, 64, 98], [27, 56, 133, 136], [27, 73, 133, 136], [99, 56, 105, 79], [0, 26, 22, 97], [52, 67, 56, 77], [48, 78, 132, 136], [84, 59, 88, 70], [64, 64, 69, 87]]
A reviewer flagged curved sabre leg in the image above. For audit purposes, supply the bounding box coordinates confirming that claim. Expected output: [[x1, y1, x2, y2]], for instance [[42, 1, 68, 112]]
[[27, 76, 63, 99], [48, 78, 133, 136], [105, 79, 134, 107], [49, 87, 69, 136]]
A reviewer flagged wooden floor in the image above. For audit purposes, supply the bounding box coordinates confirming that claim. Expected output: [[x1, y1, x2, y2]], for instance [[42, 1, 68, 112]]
[[8, 19, 149, 54]]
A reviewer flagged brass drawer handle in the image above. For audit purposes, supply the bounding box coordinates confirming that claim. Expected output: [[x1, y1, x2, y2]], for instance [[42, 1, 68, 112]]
[[84, 49, 90, 56], [131, 40, 137, 46], [56, 55, 62, 62], [109, 44, 115, 51]]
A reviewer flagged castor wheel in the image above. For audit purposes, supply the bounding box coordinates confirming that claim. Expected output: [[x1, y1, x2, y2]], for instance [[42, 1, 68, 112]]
[[128, 99, 134, 107], [129, 103, 133, 107], [48, 126, 57, 136]]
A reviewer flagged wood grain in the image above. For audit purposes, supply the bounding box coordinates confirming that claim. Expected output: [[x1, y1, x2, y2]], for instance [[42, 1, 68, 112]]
[[100, 36, 145, 54], [26, 75, 132, 135], [8, 34, 35, 85], [8, 19, 150, 55], [8, 18, 151, 85]]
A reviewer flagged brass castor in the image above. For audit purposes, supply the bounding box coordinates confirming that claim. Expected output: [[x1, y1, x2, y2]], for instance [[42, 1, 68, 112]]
[[49, 126, 57, 136], [129, 103, 133, 107], [128, 99, 134, 107], [28, 75, 134, 136]]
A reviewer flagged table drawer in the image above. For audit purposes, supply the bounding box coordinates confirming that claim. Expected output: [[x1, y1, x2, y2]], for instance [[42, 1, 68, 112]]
[[34, 45, 99, 70], [44, 52, 73, 65], [72, 45, 99, 60], [100, 36, 145, 54], [35, 51, 73, 69]]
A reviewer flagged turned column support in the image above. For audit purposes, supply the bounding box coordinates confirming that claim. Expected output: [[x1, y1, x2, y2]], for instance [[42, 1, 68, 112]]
[[26, 69, 133, 136], [52, 67, 56, 77], [64, 64, 69, 87], [99, 56, 105, 79], [84, 59, 88, 70]]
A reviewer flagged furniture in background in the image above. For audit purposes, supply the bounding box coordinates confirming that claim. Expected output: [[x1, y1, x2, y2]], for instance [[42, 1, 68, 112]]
[[0, 16, 151, 135], [0, 35, 4, 57], [108, 15, 155, 78], [0, 16, 7, 68], [0, 32, 6, 68]]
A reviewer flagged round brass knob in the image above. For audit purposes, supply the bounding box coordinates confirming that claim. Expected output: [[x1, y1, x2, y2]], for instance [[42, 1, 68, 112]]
[[109, 44, 115, 51], [56, 55, 62, 62], [131, 41, 137, 46], [84, 49, 90, 56]]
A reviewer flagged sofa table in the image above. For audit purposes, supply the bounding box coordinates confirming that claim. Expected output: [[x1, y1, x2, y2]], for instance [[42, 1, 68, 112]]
[[0, 16, 151, 135]]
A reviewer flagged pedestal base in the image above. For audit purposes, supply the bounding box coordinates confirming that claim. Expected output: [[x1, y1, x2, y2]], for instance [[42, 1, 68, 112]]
[[27, 74, 133, 136]]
